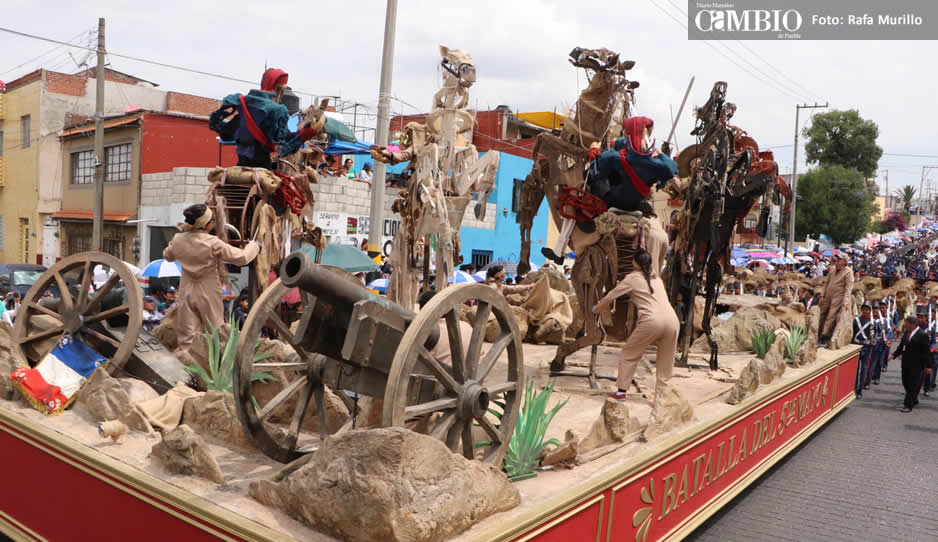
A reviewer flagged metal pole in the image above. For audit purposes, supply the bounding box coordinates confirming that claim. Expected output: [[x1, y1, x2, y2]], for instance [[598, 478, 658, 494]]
[[92, 17, 106, 251], [367, 0, 397, 259], [788, 105, 800, 253]]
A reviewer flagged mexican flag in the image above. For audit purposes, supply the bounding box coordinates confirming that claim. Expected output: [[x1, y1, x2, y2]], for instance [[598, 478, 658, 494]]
[[9, 332, 107, 415]]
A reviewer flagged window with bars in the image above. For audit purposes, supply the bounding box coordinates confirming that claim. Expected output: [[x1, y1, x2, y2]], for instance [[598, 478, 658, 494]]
[[103, 238, 123, 260], [71, 150, 95, 185], [105, 143, 132, 182], [68, 235, 91, 256], [511, 178, 524, 213], [744, 216, 757, 230], [471, 249, 493, 270]]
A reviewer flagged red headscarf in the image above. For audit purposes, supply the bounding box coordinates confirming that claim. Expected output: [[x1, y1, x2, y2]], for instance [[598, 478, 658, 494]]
[[622, 116, 654, 156], [260, 68, 288, 92]]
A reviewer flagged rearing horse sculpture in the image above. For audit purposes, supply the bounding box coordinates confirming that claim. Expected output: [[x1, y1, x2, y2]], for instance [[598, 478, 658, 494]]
[[667, 81, 788, 370]]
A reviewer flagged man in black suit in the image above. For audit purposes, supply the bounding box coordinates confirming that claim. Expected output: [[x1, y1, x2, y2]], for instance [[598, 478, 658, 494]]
[[892, 310, 933, 412]]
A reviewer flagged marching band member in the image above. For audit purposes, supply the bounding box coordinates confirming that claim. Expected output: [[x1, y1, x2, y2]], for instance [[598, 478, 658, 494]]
[[851, 302, 876, 399]]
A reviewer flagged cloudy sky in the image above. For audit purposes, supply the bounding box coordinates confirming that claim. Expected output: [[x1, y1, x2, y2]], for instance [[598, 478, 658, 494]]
[[2, 0, 936, 199]]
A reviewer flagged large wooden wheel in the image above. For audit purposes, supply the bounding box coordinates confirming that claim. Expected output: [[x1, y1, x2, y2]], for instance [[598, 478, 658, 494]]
[[13, 252, 142, 373], [383, 283, 524, 465], [233, 270, 355, 463]]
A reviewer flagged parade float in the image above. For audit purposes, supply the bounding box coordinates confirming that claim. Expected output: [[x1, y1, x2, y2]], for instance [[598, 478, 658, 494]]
[[0, 46, 858, 542]]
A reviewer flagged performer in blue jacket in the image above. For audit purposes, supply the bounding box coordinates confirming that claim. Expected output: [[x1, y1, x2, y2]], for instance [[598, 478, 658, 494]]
[[851, 302, 876, 399], [587, 116, 679, 213], [209, 68, 318, 169]]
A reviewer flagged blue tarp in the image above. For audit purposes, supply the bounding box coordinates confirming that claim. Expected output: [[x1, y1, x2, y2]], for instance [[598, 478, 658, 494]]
[[323, 138, 372, 156]]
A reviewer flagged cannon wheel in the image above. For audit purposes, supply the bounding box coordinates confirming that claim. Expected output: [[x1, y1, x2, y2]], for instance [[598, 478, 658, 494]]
[[233, 272, 355, 463], [383, 283, 524, 465], [13, 252, 142, 372]]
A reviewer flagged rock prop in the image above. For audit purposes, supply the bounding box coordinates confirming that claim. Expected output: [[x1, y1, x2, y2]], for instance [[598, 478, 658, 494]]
[[829, 305, 854, 350], [726, 358, 761, 405], [75, 369, 153, 433], [152, 307, 178, 350], [758, 339, 787, 384], [0, 321, 27, 399], [541, 430, 579, 468], [151, 424, 224, 483], [117, 377, 160, 404], [181, 391, 253, 450], [795, 306, 821, 367], [643, 384, 694, 442], [249, 427, 519, 542], [690, 307, 783, 353], [578, 398, 642, 455], [305, 386, 352, 433]]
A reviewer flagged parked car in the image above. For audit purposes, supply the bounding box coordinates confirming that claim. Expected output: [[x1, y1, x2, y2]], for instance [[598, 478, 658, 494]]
[[0, 264, 48, 298]]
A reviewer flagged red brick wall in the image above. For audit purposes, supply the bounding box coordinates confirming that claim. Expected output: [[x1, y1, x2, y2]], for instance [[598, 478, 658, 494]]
[[46, 71, 88, 96], [166, 91, 220, 117], [140, 113, 237, 174]]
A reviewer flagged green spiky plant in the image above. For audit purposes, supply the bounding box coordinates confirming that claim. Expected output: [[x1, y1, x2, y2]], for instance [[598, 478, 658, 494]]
[[750, 326, 777, 359], [184, 319, 277, 393], [502, 379, 568, 481], [785, 325, 807, 364]]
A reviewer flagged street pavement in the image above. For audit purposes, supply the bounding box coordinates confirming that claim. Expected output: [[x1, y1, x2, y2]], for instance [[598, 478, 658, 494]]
[[687, 359, 938, 542]]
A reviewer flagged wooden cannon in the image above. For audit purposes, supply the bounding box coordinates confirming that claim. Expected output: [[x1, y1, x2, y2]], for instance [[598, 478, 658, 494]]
[[233, 251, 525, 464]]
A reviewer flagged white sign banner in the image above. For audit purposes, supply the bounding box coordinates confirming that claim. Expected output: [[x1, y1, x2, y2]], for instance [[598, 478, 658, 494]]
[[315, 211, 401, 257]]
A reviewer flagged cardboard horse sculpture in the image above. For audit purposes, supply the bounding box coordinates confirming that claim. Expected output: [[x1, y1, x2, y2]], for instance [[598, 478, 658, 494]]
[[516, 47, 648, 378], [666, 81, 790, 370], [371, 46, 500, 310]]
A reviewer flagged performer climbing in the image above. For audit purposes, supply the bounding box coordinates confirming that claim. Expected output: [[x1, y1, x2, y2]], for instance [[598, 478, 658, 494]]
[[209, 68, 319, 169], [163, 204, 261, 363], [592, 243, 679, 402], [541, 116, 680, 265]]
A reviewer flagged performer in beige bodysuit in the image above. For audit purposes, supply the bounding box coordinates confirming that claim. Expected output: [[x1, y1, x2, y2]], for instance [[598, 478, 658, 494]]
[[163, 204, 261, 360], [594, 246, 679, 401], [818, 252, 854, 347]]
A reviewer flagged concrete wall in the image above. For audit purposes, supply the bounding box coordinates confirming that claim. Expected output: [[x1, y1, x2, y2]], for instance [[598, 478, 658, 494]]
[[0, 79, 41, 264]]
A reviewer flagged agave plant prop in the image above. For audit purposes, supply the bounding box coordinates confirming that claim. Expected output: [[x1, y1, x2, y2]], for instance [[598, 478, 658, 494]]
[[184, 319, 276, 393], [785, 325, 807, 364], [750, 326, 776, 359], [503, 379, 567, 481]]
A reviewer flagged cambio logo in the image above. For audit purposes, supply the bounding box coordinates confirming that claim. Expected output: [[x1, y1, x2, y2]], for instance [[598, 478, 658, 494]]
[[695, 9, 803, 32]]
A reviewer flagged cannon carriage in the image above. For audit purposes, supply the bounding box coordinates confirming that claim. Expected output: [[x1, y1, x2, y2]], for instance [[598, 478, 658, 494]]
[[233, 250, 524, 464]]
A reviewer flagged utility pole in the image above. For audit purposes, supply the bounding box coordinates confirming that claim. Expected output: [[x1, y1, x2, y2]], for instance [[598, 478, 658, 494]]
[[884, 170, 888, 211], [788, 102, 827, 253], [92, 17, 106, 251], [367, 0, 397, 259]]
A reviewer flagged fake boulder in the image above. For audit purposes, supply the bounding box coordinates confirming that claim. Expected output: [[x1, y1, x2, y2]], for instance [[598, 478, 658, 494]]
[[643, 384, 693, 442], [690, 307, 783, 354], [182, 391, 253, 450], [578, 398, 642, 455], [75, 369, 152, 433], [151, 424, 224, 483], [796, 306, 821, 367], [828, 305, 854, 350], [152, 307, 178, 351], [0, 322, 27, 399], [249, 427, 520, 542], [726, 358, 761, 405]]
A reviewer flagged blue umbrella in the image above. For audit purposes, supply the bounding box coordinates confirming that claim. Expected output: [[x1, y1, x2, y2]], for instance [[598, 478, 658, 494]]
[[448, 270, 476, 284], [140, 259, 182, 278], [472, 271, 486, 282], [366, 278, 388, 293]]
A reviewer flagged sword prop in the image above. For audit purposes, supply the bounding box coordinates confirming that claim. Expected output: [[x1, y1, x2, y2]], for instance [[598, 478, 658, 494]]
[[664, 76, 695, 154]]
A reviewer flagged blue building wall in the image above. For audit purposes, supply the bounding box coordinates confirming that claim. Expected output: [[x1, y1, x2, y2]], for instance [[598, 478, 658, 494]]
[[352, 152, 549, 270]]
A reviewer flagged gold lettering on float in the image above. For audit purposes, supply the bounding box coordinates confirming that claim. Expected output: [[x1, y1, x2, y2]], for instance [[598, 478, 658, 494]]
[[701, 450, 714, 490], [659, 473, 677, 519], [727, 434, 738, 470], [715, 440, 728, 480], [674, 465, 690, 510], [736, 429, 748, 464], [690, 454, 706, 497]]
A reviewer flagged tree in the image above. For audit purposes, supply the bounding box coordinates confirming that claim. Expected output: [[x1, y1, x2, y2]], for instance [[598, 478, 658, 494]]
[[795, 165, 877, 244], [803, 109, 883, 178], [895, 185, 916, 212]]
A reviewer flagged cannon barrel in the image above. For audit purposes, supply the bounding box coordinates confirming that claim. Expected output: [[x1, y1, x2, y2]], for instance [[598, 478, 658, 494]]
[[281, 251, 416, 325], [280, 251, 439, 369]]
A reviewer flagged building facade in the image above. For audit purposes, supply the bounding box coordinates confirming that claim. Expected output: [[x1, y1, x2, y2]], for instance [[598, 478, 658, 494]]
[[0, 67, 227, 266], [55, 110, 237, 263]]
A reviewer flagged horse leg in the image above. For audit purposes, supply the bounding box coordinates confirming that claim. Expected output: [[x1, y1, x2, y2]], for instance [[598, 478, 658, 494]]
[[703, 257, 723, 370]]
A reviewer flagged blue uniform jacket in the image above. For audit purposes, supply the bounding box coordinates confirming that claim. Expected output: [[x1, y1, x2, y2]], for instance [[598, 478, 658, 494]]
[[209, 89, 304, 166]]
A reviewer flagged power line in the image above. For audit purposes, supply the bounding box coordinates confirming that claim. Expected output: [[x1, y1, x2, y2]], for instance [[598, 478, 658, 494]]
[[0, 25, 336, 99], [648, 0, 810, 103], [1, 28, 93, 76], [662, 0, 826, 104]]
